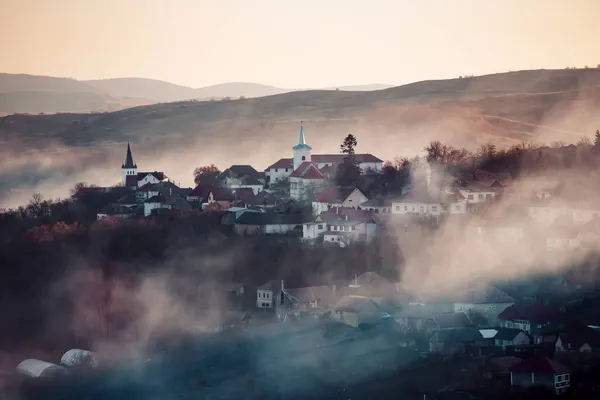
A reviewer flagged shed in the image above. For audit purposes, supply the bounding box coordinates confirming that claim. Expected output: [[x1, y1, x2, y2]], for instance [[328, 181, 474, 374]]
[[61, 349, 98, 368], [16, 359, 68, 378]]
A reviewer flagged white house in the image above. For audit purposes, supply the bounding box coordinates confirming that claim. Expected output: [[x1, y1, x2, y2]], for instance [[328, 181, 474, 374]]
[[458, 181, 503, 204], [143, 195, 172, 217], [219, 165, 265, 195], [289, 162, 327, 201], [264, 122, 384, 185], [256, 280, 281, 309], [359, 196, 393, 214], [391, 192, 467, 217], [312, 187, 368, 216], [493, 328, 530, 348], [303, 207, 376, 246]]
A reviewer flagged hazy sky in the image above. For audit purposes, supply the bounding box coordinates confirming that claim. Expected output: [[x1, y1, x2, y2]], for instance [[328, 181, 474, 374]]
[[1, 0, 599, 88]]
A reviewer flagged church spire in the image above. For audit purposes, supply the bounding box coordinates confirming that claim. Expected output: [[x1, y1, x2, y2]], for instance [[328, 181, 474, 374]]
[[292, 121, 312, 151], [299, 120, 306, 145], [122, 141, 136, 168]]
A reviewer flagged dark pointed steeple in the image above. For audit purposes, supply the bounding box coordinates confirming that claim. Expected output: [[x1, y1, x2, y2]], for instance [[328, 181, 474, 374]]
[[122, 141, 137, 168]]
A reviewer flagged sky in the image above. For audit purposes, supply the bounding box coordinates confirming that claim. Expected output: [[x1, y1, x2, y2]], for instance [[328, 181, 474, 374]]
[[1, 0, 599, 89]]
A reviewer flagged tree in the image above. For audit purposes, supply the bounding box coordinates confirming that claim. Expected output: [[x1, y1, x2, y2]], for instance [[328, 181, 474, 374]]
[[336, 134, 361, 187], [594, 129, 600, 151], [340, 134, 357, 155], [478, 143, 497, 160], [193, 164, 221, 186]]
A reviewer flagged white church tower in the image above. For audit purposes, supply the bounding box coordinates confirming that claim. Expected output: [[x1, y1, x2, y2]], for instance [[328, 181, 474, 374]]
[[292, 121, 312, 171], [121, 141, 137, 186]]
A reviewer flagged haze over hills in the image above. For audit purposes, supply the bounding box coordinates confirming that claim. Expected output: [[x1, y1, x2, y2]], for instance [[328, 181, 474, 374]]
[[0, 73, 395, 115], [1, 68, 600, 206]]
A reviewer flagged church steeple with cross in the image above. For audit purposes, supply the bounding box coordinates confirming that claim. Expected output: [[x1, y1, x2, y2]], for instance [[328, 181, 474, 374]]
[[292, 121, 312, 171]]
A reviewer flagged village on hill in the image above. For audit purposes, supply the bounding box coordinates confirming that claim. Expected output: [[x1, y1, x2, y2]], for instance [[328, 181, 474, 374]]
[[9, 122, 600, 398]]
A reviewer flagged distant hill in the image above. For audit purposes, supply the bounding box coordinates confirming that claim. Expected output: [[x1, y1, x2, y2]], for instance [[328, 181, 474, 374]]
[[2, 68, 600, 206], [85, 77, 200, 103], [0, 73, 395, 113], [324, 84, 394, 91], [194, 82, 288, 100], [0, 73, 105, 94], [0, 73, 152, 114]]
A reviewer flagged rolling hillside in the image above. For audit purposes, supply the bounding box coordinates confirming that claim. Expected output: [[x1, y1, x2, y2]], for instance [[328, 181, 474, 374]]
[[1, 69, 600, 206], [0, 73, 395, 114]]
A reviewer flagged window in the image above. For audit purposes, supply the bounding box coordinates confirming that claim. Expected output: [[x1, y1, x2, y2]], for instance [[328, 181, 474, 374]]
[[285, 168, 288, 172], [352, 226, 356, 230], [318, 224, 323, 230], [455, 205, 460, 211], [396, 206, 400, 211], [405, 206, 408, 211], [432, 206, 438, 212], [302, 156, 306, 161], [468, 195, 474, 200], [275, 169, 278, 172], [486, 194, 492, 199], [478, 194, 484, 200]]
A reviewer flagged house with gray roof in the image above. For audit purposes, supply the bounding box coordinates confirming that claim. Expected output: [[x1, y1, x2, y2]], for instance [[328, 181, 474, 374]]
[[423, 312, 474, 335], [493, 328, 530, 349], [218, 165, 265, 195], [452, 284, 515, 327], [273, 282, 338, 320], [331, 296, 388, 328], [429, 327, 484, 356], [234, 212, 310, 235], [303, 207, 377, 247]]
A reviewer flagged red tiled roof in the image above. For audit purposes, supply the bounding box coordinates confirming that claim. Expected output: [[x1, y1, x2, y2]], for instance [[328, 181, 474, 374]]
[[312, 154, 383, 163], [265, 158, 293, 170], [511, 356, 569, 375], [289, 162, 325, 179], [314, 187, 359, 203], [265, 154, 382, 171], [498, 304, 565, 323]]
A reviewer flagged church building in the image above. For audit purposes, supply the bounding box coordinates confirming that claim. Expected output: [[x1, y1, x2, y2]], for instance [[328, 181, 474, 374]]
[[121, 142, 167, 190], [265, 122, 384, 201]]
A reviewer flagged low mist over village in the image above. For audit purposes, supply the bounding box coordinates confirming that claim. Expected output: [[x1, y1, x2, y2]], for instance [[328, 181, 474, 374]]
[[3, 1, 600, 399]]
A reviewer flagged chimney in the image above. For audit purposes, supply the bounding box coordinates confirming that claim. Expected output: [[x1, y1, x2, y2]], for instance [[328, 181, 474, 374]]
[[281, 280, 284, 291], [336, 207, 339, 215], [332, 284, 336, 297]]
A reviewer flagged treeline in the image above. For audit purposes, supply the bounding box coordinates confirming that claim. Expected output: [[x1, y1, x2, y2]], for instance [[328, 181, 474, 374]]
[[382, 132, 600, 186]]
